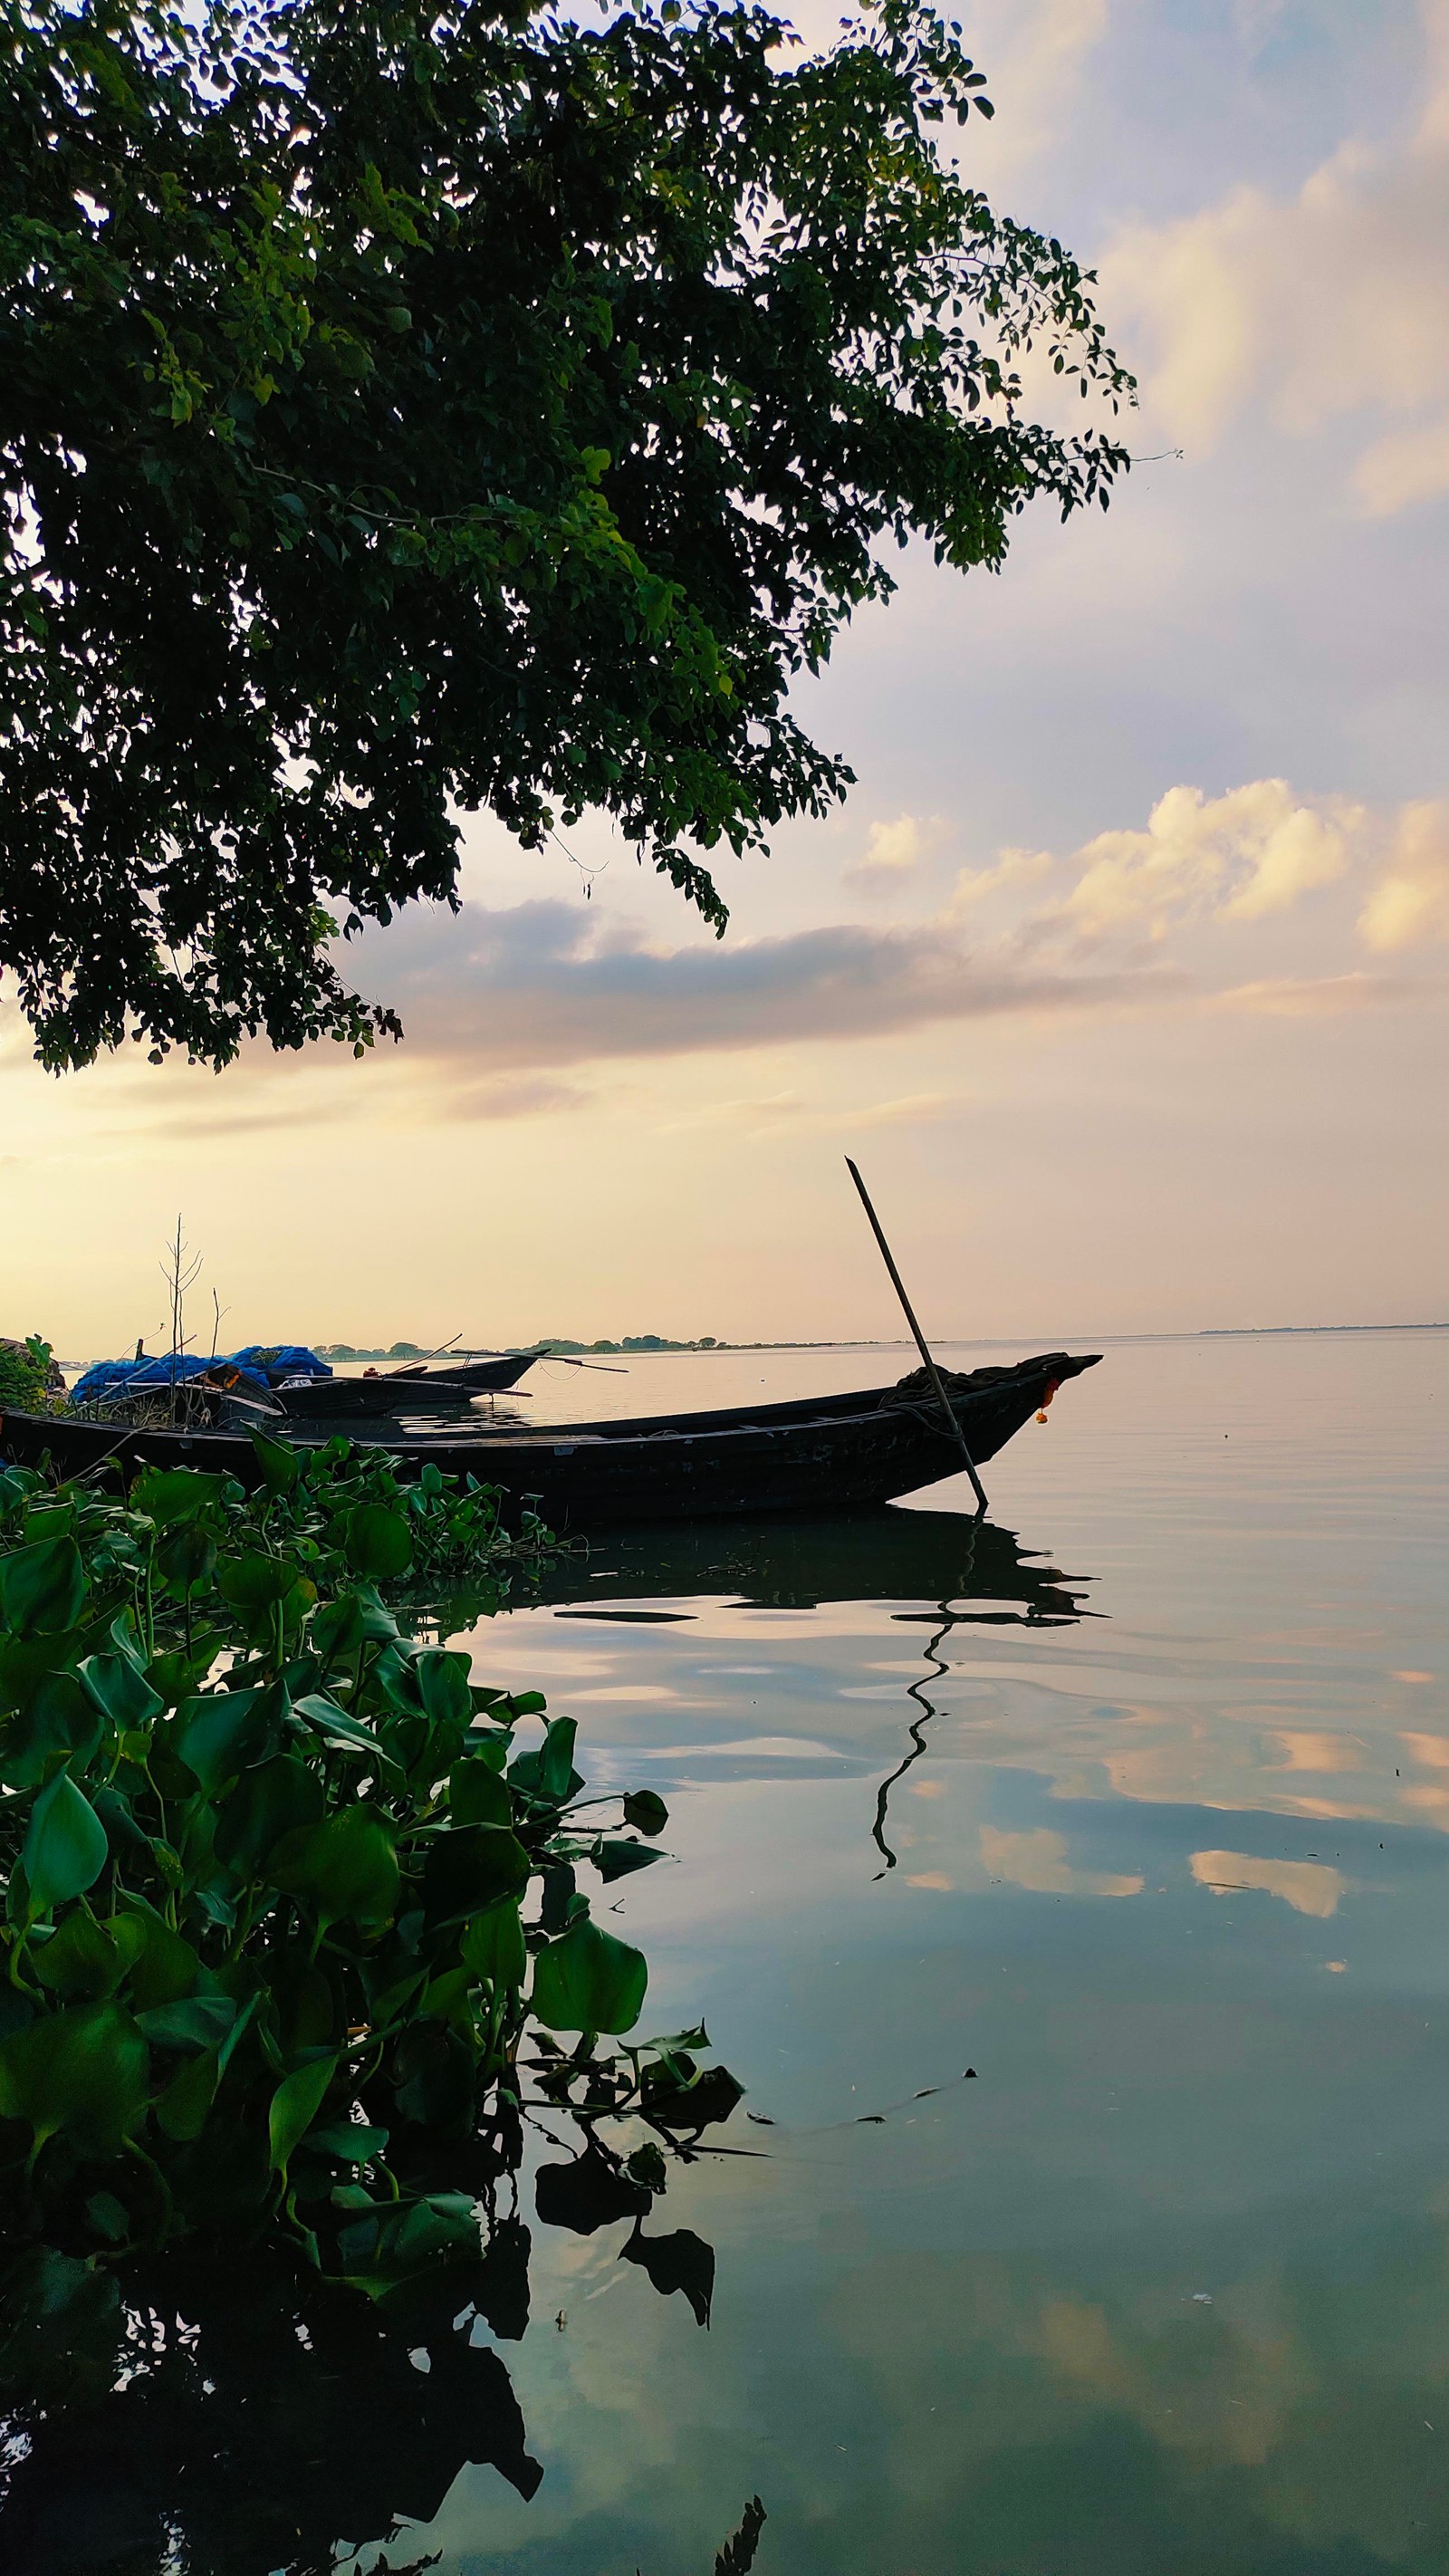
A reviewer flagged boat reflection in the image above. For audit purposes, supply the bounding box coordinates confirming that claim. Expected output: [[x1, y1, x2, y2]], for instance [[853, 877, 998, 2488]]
[[526, 1506, 1095, 1876], [531, 1503, 1093, 1622]]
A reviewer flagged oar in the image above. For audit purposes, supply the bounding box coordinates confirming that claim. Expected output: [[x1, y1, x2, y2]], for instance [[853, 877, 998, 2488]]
[[844, 1156, 988, 1515], [386, 1331, 463, 1380]]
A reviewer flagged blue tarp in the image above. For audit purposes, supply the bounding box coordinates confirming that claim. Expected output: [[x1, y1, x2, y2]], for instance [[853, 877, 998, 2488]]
[[227, 1345, 333, 1387], [70, 1345, 332, 1404]]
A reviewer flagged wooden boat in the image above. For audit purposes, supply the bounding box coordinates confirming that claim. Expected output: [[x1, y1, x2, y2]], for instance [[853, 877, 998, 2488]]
[[0, 1351, 1098, 1528], [265, 1353, 536, 1418]]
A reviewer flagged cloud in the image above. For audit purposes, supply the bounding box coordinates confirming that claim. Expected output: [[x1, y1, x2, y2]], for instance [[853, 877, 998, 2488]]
[[945, 848, 1056, 912], [1206, 972, 1436, 1015], [1191, 1850, 1345, 1918], [966, 0, 1109, 181], [1358, 799, 1449, 949], [1103, 0, 1449, 512], [327, 774, 1447, 1088], [660, 1089, 963, 1137], [1055, 782, 1361, 945], [846, 813, 942, 887], [439, 1072, 592, 1122], [347, 898, 1170, 1078]]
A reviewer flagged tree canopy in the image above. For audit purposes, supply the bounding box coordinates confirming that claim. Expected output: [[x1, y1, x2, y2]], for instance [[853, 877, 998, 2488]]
[[1, 0, 1133, 1070]]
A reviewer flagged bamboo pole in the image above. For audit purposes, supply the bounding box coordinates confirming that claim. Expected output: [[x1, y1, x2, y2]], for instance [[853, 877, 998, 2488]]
[[845, 1158, 988, 1514]]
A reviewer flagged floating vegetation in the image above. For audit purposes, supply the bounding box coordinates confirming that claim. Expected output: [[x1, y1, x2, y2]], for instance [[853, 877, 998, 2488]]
[[0, 1435, 744, 2570]]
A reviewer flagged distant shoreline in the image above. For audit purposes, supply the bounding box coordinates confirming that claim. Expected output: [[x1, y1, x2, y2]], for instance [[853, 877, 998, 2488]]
[[51, 1322, 1449, 1372], [1198, 1322, 1449, 1337]]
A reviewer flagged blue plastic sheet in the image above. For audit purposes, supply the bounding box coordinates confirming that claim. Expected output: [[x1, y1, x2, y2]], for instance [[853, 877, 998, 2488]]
[[70, 1345, 331, 1403]]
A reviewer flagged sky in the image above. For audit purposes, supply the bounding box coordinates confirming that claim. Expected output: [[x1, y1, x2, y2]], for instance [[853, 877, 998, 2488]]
[[4, 0, 1447, 1357]]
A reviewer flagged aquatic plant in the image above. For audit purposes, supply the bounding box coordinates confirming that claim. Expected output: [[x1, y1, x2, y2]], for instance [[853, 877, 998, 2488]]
[[0, 1341, 60, 1415], [0, 1436, 741, 2438]]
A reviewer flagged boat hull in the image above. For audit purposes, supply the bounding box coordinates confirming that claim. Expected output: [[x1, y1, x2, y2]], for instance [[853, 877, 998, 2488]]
[[271, 1355, 536, 1418], [0, 1352, 1098, 1528]]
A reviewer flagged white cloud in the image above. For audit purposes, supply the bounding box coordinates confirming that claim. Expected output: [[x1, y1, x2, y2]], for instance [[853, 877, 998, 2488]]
[[1103, 0, 1449, 512], [1055, 781, 1361, 944], [945, 847, 1055, 912], [1358, 798, 1449, 948], [846, 812, 942, 886]]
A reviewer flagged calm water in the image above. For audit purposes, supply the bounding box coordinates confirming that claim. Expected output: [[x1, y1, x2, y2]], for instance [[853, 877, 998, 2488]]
[[412, 1329, 1449, 2576], [14, 1331, 1449, 2574]]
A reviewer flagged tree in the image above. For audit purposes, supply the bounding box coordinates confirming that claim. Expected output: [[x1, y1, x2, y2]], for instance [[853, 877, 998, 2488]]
[[1, 0, 1133, 1070]]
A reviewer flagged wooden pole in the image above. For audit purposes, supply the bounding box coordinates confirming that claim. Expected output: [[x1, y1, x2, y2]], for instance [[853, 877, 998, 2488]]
[[845, 1157, 988, 1514]]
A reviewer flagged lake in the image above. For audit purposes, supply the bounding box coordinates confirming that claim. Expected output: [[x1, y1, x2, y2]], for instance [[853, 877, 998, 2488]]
[[12, 1328, 1449, 2575], [409, 1327, 1449, 2576]]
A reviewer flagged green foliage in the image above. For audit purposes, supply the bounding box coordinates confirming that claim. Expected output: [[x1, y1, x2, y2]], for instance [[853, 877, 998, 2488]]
[[0, 1437, 740, 2326], [1, 0, 1132, 1070], [0, 1339, 57, 1410]]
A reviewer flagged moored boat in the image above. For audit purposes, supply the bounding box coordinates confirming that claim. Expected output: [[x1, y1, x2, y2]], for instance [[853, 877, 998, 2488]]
[[0, 1351, 1099, 1528], [268, 1353, 537, 1418]]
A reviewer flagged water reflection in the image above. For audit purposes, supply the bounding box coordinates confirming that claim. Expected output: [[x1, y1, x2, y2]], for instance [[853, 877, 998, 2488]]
[[0, 1505, 1083, 2574], [8, 1316, 1449, 2576], [0, 2056, 744, 2575], [533, 1504, 1090, 1622]]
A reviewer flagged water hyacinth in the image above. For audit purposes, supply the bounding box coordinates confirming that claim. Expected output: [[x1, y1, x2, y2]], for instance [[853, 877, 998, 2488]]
[[0, 1432, 742, 2428]]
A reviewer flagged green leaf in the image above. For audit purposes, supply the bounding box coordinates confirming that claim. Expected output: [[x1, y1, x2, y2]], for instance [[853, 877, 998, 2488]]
[[0, 1672, 103, 1789], [78, 1652, 164, 1734], [172, 1685, 276, 1792], [268, 2052, 337, 2174], [250, 1428, 301, 1495], [137, 1994, 236, 2052], [510, 1715, 580, 1803], [86, 2190, 130, 2244], [447, 1756, 513, 1826], [131, 1466, 226, 1529], [33, 1908, 122, 1999], [422, 1823, 531, 1926], [293, 1692, 394, 1766], [216, 1552, 296, 1611], [145, 1640, 221, 1708], [214, 1752, 323, 1878], [415, 1649, 471, 1730], [532, 1918, 648, 2035], [343, 1504, 413, 1580], [23, 1767, 109, 1913], [593, 1838, 662, 1884], [153, 2045, 220, 2142], [269, 1804, 399, 1927], [460, 1899, 526, 1989], [309, 2119, 389, 2165], [156, 1525, 217, 1598], [0, 1535, 86, 1639], [537, 1715, 578, 1800], [623, 1789, 668, 1836], [310, 1591, 366, 1665], [0, 2000, 149, 2154], [0, 1629, 91, 1720], [110, 1909, 200, 2010]]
